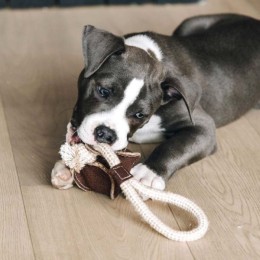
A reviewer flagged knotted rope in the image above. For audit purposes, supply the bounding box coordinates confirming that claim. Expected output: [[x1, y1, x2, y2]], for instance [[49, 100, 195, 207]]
[[60, 142, 209, 241]]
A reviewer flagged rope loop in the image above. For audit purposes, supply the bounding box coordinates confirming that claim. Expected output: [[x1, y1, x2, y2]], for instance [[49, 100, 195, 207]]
[[59, 142, 209, 241]]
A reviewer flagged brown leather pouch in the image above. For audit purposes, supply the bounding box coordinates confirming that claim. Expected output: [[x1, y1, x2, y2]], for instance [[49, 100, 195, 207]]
[[74, 150, 140, 199]]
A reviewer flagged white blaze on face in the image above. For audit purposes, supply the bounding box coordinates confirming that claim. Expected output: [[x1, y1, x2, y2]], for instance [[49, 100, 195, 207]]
[[77, 78, 144, 150]]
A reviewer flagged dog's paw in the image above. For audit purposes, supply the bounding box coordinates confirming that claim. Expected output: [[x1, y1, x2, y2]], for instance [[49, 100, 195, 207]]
[[130, 163, 165, 200], [51, 160, 74, 190]]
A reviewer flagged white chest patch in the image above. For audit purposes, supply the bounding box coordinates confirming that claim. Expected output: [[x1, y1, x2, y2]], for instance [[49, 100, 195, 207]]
[[124, 35, 163, 61], [129, 115, 165, 144], [77, 78, 144, 151]]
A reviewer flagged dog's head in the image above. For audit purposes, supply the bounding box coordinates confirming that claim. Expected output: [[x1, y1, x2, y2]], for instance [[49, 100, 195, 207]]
[[70, 26, 200, 150]]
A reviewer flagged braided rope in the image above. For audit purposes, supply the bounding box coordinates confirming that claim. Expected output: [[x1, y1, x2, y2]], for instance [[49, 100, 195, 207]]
[[60, 142, 209, 241], [60, 143, 97, 172]]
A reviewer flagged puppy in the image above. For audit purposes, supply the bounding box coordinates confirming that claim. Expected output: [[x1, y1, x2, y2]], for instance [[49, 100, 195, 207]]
[[52, 14, 260, 191]]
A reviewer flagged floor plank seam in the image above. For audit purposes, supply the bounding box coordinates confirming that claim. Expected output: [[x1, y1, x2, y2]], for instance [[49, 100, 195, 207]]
[[0, 92, 37, 260], [167, 204, 196, 259]]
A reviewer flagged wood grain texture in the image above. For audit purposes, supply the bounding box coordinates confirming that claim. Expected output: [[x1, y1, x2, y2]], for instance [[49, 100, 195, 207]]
[[0, 0, 259, 259], [0, 97, 34, 259], [245, 109, 260, 136]]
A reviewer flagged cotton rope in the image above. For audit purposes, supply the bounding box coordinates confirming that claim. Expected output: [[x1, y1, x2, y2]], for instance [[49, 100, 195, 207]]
[[59, 142, 209, 242]]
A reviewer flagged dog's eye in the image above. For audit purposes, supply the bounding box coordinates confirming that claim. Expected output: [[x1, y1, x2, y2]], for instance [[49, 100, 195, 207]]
[[97, 86, 110, 98], [134, 112, 144, 119]]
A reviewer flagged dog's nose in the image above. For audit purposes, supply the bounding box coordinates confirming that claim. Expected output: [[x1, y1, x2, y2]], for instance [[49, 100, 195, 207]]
[[94, 125, 117, 145]]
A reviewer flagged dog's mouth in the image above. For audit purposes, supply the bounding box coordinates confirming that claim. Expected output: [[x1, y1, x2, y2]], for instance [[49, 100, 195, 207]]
[[71, 131, 82, 144], [66, 123, 82, 144]]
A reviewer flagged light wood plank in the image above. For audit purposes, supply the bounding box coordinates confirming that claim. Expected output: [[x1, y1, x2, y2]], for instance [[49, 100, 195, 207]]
[[225, 0, 260, 17], [245, 109, 260, 136], [0, 95, 35, 259], [249, 0, 260, 11]]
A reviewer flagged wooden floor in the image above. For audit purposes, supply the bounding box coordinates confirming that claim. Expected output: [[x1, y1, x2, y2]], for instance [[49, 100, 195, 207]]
[[0, 0, 260, 259]]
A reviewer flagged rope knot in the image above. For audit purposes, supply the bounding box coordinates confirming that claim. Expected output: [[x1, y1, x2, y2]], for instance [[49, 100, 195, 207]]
[[59, 143, 96, 172]]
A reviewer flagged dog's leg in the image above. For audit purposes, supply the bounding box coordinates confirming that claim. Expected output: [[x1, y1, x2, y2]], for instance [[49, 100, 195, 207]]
[[131, 108, 216, 190]]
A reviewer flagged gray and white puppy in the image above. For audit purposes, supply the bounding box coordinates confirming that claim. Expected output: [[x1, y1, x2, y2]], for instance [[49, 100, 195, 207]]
[[53, 14, 260, 191]]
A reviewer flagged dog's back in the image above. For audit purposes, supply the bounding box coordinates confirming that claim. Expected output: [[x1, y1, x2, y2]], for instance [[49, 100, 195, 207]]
[[173, 14, 260, 127]]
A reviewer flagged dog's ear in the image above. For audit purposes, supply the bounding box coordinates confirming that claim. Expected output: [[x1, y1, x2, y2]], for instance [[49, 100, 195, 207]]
[[82, 25, 125, 78], [161, 75, 202, 124]]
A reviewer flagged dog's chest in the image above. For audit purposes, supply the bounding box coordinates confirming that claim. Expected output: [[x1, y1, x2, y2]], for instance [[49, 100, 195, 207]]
[[129, 115, 165, 144]]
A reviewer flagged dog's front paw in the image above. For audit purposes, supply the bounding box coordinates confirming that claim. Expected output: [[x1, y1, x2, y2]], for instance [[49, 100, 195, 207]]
[[130, 163, 165, 194], [51, 160, 74, 190]]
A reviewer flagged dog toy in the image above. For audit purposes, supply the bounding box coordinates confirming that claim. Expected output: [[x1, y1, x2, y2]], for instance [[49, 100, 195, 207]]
[[56, 142, 209, 241]]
